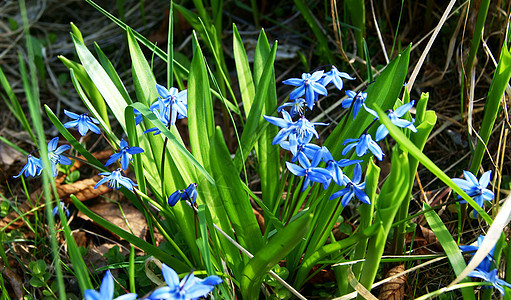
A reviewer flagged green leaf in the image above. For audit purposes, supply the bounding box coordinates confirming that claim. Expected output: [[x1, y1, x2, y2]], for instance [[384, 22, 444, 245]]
[[234, 41, 277, 171], [58, 56, 109, 126], [188, 34, 214, 167], [126, 27, 157, 107], [0, 65, 35, 142], [69, 69, 118, 144], [210, 127, 263, 253], [293, 0, 333, 62], [232, 24, 255, 117], [469, 42, 511, 173], [424, 203, 475, 300], [241, 213, 312, 299], [71, 33, 130, 131]]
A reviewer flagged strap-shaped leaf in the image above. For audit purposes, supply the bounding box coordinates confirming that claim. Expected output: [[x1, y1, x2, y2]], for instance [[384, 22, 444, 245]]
[[241, 213, 312, 299]]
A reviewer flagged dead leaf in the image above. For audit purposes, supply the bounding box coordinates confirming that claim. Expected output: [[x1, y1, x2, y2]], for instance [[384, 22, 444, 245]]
[[78, 201, 147, 240], [378, 264, 406, 300], [0, 260, 24, 300]]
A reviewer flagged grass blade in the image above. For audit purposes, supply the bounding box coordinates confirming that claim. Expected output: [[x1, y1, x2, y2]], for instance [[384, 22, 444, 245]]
[[423, 203, 475, 300], [469, 42, 511, 173], [240, 213, 312, 299]]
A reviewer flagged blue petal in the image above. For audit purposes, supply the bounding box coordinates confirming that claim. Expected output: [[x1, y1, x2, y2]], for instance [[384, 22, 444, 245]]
[[394, 100, 415, 117], [479, 171, 492, 188], [156, 83, 170, 99], [99, 270, 114, 299], [64, 110, 80, 119], [105, 153, 122, 167], [161, 263, 180, 289], [47, 137, 59, 152], [341, 189, 355, 207], [282, 78, 303, 86], [286, 162, 306, 176]]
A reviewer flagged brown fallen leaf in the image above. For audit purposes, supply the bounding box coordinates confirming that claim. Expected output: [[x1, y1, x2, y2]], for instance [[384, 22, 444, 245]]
[[77, 200, 147, 240], [0, 260, 24, 300], [378, 264, 406, 300]]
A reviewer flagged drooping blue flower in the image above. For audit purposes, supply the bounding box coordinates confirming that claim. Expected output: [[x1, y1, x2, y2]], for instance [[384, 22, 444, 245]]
[[342, 90, 368, 120], [451, 170, 494, 216], [85, 270, 137, 300], [329, 163, 370, 207], [52, 201, 69, 218], [168, 183, 198, 207], [277, 98, 306, 117], [47, 137, 72, 177], [317, 147, 361, 186], [144, 99, 170, 135], [364, 101, 417, 141], [14, 154, 44, 178], [342, 133, 384, 161], [133, 108, 143, 125], [285, 152, 332, 192], [467, 269, 511, 295], [148, 263, 222, 300], [94, 169, 137, 191], [280, 141, 320, 162], [459, 235, 495, 273], [155, 83, 188, 126], [264, 112, 328, 146], [63, 110, 101, 136], [283, 71, 328, 110], [105, 139, 144, 171], [320, 66, 355, 91]]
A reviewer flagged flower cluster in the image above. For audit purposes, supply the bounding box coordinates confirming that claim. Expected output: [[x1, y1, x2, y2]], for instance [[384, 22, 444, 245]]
[[265, 66, 417, 207], [265, 66, 361, 206]]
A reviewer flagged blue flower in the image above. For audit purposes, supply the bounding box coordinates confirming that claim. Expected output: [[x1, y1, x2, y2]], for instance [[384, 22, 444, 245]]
[[329, 163, 370, 207], [14, 154, 43, 178], [133, 108, 143, 125], [283, 71, 328, 110], [52, 201, 69, 218], [459, 235, 495, 272], [94, 169, 137, 191], [451, 170, 494, 216], [105, 139, 144, 171], [364, 101, 417, 141], [155, 83, 188, 126], [319, 148, 361, 186], [280, 142, 320, 162], [285, 152, 332, 192], [63, 110, 101, 136], [85, 270, 137, 300], [342, 133, 384, 161], [277, 98, 306, 117], [148, 263, 222, 300], [168, 183, 198, 207], [320, 66, 355, 91], [467, 269, 511, 295], [47, 137, 72, 177], [144, 99, 170, 135], [264, 112, 328, 146], [342, 90, 368, 120]]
